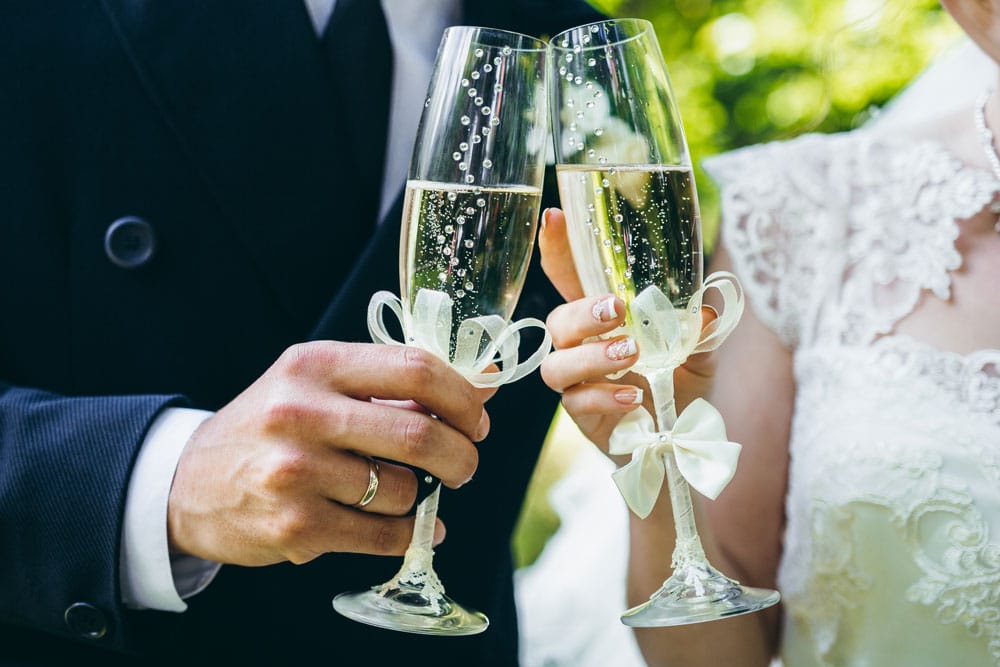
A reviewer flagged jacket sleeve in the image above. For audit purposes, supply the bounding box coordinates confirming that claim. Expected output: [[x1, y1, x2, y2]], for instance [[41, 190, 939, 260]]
[[0, 383, 185, 653]]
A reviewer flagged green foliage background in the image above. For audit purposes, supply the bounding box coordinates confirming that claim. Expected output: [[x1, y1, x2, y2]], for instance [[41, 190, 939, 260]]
[[513, 0, 962, 570], [591, 0, 961, 247]]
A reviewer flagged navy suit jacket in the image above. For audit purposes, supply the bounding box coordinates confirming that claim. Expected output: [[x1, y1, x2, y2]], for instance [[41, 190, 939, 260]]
[[0, 1, 601, 664]]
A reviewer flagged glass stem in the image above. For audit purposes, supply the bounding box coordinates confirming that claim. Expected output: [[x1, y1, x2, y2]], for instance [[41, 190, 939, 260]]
[[377, 483, 447, 611], [647, 369, 707, 572]]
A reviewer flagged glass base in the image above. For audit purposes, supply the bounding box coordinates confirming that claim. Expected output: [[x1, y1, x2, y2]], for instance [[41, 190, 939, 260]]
[[621, 562, 780, 627], [333, 583, 489, 636]]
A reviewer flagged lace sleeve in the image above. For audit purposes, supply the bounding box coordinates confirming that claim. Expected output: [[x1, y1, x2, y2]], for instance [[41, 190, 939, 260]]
[[703, 136, 835, 349]]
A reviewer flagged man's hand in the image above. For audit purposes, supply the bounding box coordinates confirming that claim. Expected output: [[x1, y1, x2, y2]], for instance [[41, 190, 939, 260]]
[[167, 341, 490, 566]]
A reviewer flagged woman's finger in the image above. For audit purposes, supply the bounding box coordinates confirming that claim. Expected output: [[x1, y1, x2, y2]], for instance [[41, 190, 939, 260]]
[[541, 335, 640, 392], [546, 294, 626, 350], [560, 382, 645, 416], [539, 208, 585, 302]]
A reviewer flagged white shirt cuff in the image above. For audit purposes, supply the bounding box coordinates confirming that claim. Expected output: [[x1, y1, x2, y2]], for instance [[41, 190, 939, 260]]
[[120, 407, 220, 612]]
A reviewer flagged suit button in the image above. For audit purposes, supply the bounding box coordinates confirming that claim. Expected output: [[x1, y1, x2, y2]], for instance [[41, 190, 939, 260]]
[[64, 602, 108, 639], [104, 216, 156, 269]]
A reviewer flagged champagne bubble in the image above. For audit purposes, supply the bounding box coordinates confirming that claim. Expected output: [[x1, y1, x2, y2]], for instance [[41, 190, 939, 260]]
[[574, 76, 583, 85], [472, 135, 482, 144], [602, 178, 610, 187], [594, 128, 604, 136], [604, 267, 612, 274], [452, 152, 462, 161], [482, 127, 490, 136], [624, 270, 632, 279], [438, 272, 447, 281], [456, 289, 465, 298], [586, 149, 595, 158], [471, 71, 480, 80], [598, 156, 608, 164], [501, 46, 512, 55], [473, 187, 482, 195], [560, 39, 569, 47], [456, 215, 466, 224], [586, 81, 594, 89], [460, 116, 471, 125], [464, 175, 475, 183], [603, 239, 611, 247], [457, 268, 467, 277], [494, 56, 502, 65], [594, 186, 602, 195], [459, 142, 469, 151], [576, 142, 584, 151], [476, 198, 486, 207], [443, 247, 452, 256], [465, 207, 475, 215], [445, 225, 454, 233], [573, 45, 582, 53], [464, 240, 474, 248], [614, 213, 623, 222], [461, 78, 470, 87], [490, 117, 499, 126], [468, 89, 477, 97], [483, 159, 493, 168], [447, 192, 458, 201], [474, 48, 484, 57], [494, 83, 502, 93], [587, 57, 596, 66], [459, 162, 467, 170], [450, 256, 459, 266], [590, 25, 600, 33], [566, 98, 575, 108], [614, 244, 622, 253], [565, 73, 574, 82], [576, 111, 584, 119], [465, 281, 474, 290], [436, 234, 446, 243], [565, 53, 574, 63], [582, 35, 591, 45], [481, 105, 490, 114], [559, 66, 567, 76], [483, 64, 493, 73], [475, 97, 484, 105], [586, 101, 595, 109]]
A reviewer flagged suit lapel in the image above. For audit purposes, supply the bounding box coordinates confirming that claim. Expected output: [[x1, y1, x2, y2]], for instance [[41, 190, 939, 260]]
[[98, 0, 371, 333]]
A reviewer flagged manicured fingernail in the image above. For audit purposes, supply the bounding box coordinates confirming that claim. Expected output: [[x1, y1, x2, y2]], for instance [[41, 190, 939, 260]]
[[474, 409, 490, 442], [592, 296, 618, 322], [614, 387, 644, 405], [433, 522, 446, 547], [606, 336, 637, 361], [540, 208, 551, 230]]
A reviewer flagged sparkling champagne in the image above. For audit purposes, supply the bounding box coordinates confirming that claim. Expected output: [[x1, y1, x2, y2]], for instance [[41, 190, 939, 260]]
[[556, 163, 703, 310], [401, 180, 542, 351]]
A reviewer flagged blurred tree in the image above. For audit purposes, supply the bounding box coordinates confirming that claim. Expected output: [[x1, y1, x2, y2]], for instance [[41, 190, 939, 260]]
[[589, 0, 961, 248]]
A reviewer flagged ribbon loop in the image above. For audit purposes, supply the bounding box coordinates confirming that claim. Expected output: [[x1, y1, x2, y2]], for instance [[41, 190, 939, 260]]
[[609, 399, 742, 518], [367, 289, 552, 388]]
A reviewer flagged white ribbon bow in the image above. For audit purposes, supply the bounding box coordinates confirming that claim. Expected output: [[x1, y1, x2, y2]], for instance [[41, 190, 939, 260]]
[[609, 398, 742, 519], [629, 271, 745, 373], [367, 288, 552, 388]]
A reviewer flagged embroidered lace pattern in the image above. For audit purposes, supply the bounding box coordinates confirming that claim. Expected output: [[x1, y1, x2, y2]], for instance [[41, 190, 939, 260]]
[[706, 131, 1000, 665]]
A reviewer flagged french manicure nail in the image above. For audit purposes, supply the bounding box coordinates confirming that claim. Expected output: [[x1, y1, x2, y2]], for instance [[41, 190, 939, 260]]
[[540, 208, 551, 230], [606, 336, 637, 361], [614, 387, 644, 405], [592, 296, 618, 322]]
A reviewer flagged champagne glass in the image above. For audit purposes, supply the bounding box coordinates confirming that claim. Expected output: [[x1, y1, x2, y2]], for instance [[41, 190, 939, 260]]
[[333, 26, 551, 636], [548, 19, 780, 626]]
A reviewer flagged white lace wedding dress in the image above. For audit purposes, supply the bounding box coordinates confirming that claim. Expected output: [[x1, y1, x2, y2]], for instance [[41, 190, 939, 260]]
[[704, 125, 1000, 666]]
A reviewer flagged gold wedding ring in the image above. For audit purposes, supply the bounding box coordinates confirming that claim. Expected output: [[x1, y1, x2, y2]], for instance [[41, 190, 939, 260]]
[[353, 457, 380, 508]]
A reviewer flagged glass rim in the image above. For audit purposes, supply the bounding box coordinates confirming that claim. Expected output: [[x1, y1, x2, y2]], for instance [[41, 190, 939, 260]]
[[548, 18, 654, 52], [442, 25, 548, 53]]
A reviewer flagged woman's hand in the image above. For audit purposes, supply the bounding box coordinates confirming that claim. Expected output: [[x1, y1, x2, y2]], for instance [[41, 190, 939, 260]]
[[538, 208, 718, 451]]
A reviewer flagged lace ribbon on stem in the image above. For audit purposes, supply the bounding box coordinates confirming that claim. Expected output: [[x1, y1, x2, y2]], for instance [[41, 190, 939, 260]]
[[367, 289, 552, 388]]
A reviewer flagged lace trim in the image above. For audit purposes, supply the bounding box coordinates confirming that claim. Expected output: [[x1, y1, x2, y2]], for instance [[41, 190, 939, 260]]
[[706, 132, 1000, 349]]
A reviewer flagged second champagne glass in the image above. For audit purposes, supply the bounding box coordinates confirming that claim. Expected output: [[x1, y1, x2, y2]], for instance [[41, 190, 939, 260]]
[[548, 19, 780, 627], [333, 26, 551, 636]]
